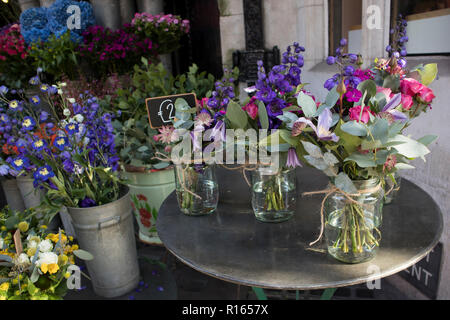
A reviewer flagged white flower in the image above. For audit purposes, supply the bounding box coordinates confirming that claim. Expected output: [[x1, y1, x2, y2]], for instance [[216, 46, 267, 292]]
[[83, 137, 90, 145], [28, 240, 39, 249], [38, 239, 53, 253], [0, 237, 3, 249], [58, 89, 63, 95], [67, 98, 76, 104], [16, 253, 30, 265], [74, 114, 84, 123], [59, 82, 67, 87], [35, 252, 58, 267], [63, 109, 71, 116]]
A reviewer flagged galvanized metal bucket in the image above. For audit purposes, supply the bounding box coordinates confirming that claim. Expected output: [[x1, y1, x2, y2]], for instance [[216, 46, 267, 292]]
[[122, 167, 175, 245], [16, 175, 44, 209], [1, 178, 25, 212], [67, 187, 140, 298]]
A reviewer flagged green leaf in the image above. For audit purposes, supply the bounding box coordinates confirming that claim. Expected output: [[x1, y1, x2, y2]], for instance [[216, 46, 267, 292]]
[[334, 173, 358, 194], [335, 120, 362, 155], [73, 249, 94, 261], [357, 80, 377, 98], [418, 135, 438, 146], [279, 129, 299, 146], [418, 63, 438, 86], [297, 92, 317, 118], [340, 121, 368, 137], [325, 87, 340, 107], [27, 279, 40, 296], [370, 118, 389, 143], [392, 135, 431, 159], [345, 153, 377, 168], [383, 75, 400, 91], [301, 141, 323, 158], [226, 101, 248, 129], [257, 101, 269, 130], [395, 163, 415, 170]]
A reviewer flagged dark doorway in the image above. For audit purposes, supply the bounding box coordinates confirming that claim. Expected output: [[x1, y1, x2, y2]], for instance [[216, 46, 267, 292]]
[[165, 0, 223, 78]]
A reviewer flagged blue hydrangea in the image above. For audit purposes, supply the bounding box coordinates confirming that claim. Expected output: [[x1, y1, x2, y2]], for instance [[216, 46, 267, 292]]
[[20, 0, 95, 44]]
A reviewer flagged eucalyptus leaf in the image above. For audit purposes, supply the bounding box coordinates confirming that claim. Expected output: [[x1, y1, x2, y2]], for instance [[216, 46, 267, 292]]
[[226, 101, 248, 129], [357, 80, 377, 98], [257, 101, 269, 130], [345, 153, 377, 168], [392, 135, 431, 159], [395, 163, 415, 170], [301, 141, 323, 158], [297, 92, 317, 118], [340, 121, 368, 137], [334, 173, 358, 194], [325, 87, 340, 107], [418, 135, 438, 146], [73, 249, 94, 261], [304, 156, 329, 171], [0, 255, 13, 263]]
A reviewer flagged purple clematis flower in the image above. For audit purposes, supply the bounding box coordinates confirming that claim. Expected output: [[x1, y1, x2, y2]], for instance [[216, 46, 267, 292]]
[[293, 108, 339, 142], [286, 148, 302, 168], [382, 93, 408, 122]]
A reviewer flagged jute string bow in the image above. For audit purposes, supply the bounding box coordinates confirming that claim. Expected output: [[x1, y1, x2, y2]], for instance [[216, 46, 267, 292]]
[[302, 182, 383, 246]]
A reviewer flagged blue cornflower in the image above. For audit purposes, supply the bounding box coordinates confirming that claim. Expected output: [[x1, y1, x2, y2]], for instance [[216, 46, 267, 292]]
[[29, 76, 40, 85], [21, 117, 36, 131], [9, 100, 22, 111], [32, 139, 47, 151], [11, 157, 28, 171], [0, 86, 8, 96], [33, 165, 55, 182], [40, 84, 49, 93], [40, 111, 49, 122], [53, 136, 69, 151], [30, 95, 41, 105], [65, 122, 78, 134]]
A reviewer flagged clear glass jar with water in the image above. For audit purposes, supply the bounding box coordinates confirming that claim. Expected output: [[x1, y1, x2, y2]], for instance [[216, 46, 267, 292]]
[[384, 172, 401, 205], [325, 177, 384, 264], [174, 164, 218, 216], [251, 166, 297, 223]]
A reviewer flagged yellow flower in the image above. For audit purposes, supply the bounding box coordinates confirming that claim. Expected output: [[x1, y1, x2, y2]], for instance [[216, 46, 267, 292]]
[[40, 263, 48, 274], [48, 263, 59, 274], [69, 236, 74, 242], [58, 254, 68, 266], [71, 244, 79, 251], [47, 233, 67, 244], [64, 272, 71, 279], [69, 256, 75, 265], [12, 278, 18, 285], [27, 247, 37, 257], [0, 296, 6, 300], [18, 221, 29, 233], [14, 290, 20, 296], [0, 282, 9, 292], [0, 226, 6, 231], [40, 225, 47, 230]]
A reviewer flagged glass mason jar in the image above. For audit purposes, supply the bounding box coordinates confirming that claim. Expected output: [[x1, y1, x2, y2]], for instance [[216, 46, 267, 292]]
[[174, 164, 219, 216], [384, 172, 401, 205], [325, 177, 384, 264], [251, 166, 297, 223]]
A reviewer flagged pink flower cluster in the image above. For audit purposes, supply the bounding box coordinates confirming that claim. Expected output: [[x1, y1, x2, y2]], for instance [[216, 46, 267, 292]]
[[349, 105, 374, 123], [400, 78, 435, 109], [132, 13, 190, 34], [0, 24, 28, 61], [79, 25, 154, 62]]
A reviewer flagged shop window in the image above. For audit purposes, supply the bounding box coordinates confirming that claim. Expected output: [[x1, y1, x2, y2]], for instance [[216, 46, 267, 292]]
[[391, 0, 450, 55]]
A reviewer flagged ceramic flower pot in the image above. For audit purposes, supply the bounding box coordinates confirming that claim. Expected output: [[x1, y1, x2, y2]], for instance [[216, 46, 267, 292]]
[[66, 186, 140, 298], [122, 166, 175, 245], [0, 178, 26, 212]]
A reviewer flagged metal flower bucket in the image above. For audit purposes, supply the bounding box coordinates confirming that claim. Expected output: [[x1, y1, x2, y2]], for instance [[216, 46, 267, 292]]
[[66, 186, 140, 298], [16, 175, 44, 209], [0, 178, 25, 212]]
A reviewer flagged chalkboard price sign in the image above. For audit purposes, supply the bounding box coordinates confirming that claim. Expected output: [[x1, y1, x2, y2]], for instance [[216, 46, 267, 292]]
[[400, 242, 443, 299], [145, 93, 197, 128]]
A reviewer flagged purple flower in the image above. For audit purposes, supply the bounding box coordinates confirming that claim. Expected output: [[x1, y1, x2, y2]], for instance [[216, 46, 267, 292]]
[[40, 111, 49, 122], [286, 148, 302, 168], [80, 197, 97, 208], [326, 56, 336, 65], [293, 108, 339, 142], [381, 93, 408, 122]]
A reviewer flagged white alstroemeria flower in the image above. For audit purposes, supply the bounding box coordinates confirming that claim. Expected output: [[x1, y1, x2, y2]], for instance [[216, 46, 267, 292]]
[[38, 239, 53, 253], [16, 253, 30, 265], [35, 252, 58, 267], [67, 98, 76, 104], [74, 114, 84, 123], [63, 109, 71, 116]]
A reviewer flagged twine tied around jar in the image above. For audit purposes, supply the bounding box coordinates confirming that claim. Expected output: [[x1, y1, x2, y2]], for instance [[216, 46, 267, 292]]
[[302, 182, 382, 247]]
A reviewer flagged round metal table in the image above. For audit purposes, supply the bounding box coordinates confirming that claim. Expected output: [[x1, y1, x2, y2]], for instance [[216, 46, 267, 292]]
[[157, 166, 443, 296]]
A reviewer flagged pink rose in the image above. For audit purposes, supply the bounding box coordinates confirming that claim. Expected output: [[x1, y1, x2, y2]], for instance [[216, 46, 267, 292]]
[[418, 86, 435, 104], [376, 86, 392, 100], [349, 105, 372, 124], [400, 78, 424, 96], [242, 97, 259, 120], [401, 94, 413, 110]]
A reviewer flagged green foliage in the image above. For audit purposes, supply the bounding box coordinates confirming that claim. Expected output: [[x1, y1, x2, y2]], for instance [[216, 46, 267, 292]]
[[28, 31, 80, 82], [102, 59, 216, 168]]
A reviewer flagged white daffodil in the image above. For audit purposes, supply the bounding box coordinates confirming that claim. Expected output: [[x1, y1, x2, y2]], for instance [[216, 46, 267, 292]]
[[16, 253, 30, 265], [35, 252, 58, 267], [38, 239, 53, 253]]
